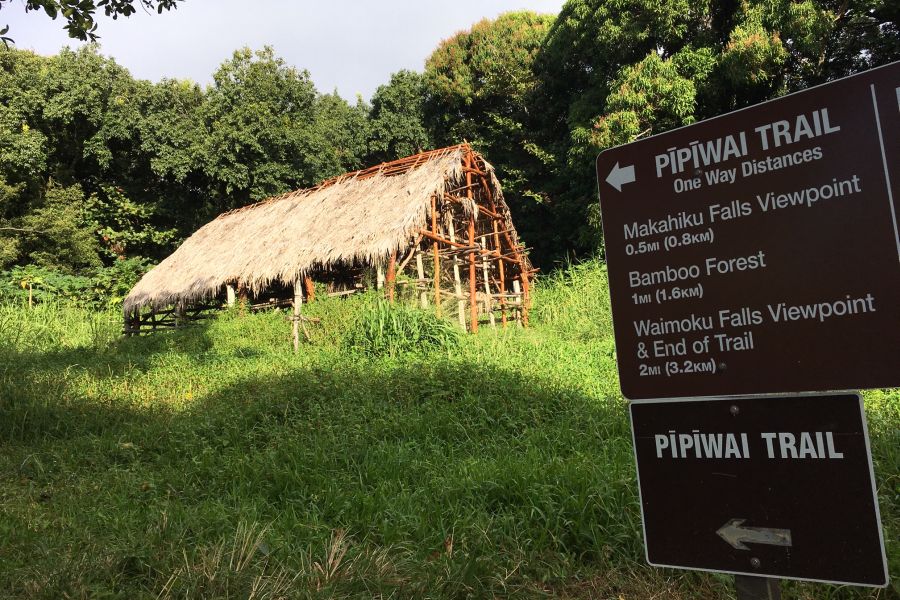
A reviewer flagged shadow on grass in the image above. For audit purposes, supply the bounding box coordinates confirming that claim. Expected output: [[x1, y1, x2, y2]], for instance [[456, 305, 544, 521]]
[[0, 343, 895, 599]]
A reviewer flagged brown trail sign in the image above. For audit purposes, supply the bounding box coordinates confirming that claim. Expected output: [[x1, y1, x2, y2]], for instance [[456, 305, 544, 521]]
[[630, 394, 887, 587], [596, 61, 900, 401], [596, 63, 898, 593]]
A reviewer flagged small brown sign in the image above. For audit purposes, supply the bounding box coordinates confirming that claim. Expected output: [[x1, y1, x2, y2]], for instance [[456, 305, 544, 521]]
[[597, 62, 900, 400], [630, 394, 887, 586]]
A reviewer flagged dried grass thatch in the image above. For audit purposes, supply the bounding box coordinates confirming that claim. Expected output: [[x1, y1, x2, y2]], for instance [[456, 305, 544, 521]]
[[124, 144, 522, 314]]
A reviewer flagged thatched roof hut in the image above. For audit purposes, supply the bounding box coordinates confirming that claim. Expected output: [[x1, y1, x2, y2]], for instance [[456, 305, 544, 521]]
[[124, 144, 533, 336]]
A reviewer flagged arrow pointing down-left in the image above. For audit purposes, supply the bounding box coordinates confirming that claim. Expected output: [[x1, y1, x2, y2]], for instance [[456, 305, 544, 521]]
[[606, 162, 636, 192]]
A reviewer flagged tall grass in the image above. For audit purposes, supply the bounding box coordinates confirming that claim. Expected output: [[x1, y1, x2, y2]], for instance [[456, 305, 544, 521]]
[[345, 300, 460, 357], [0, 260, 896, 599]]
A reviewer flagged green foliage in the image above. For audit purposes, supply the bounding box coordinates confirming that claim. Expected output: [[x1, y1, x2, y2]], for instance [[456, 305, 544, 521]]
[[19, 183, 101, 272], [1, 0, 183, 42], [0, 257, 151, 307], [87, 256, 153, 307], [527, 0, 900, 260], [84, 185, 177, 259], [310, 91, 370, 177], [0, 264, 91, 304], [1, 1, 898, 280], [569, 52, 699, 168], [366, 70, 431, 164], [424, 11, 558, 264], [201, 47, 320, 208], [346, 300, 461, 358]]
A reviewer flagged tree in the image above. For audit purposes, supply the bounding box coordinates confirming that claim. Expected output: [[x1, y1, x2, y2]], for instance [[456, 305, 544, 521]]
[[0, 47, 185, 266], [366, 70, 431, 165], [310, 91, 369, 177], [201, 47, 321, 211], [424, 11, 558, 264], [0, 0, 183, 43], [532, 0, 900, 259], [17, 183, 101, 273]]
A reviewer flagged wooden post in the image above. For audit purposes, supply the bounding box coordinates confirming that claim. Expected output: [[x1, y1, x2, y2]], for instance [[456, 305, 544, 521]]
[[292, 277, 302, 353], [416, 253, 428, 308], [735, 576, 781, 600], [465, 152, 478, 333], [431, 194, 441, 315], [492, 220, 507, 327], [520, 271, 531, 327], [446, 213, 466, 329], [304, 276, 315, 303], [226, 284, 236, 307], [513, 279, 523, 327], [480, 238, 495, 328], [386, 250, 397, 303], [472, 160, 526, 328], [237, 282, 249, 315], [376, 263, 385, 290]]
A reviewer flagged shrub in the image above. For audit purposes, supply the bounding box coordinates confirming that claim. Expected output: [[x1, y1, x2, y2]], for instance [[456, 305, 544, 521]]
[[345, 300, 460, 358]]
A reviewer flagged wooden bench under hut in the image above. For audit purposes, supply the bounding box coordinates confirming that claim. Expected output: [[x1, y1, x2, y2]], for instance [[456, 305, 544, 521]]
[[123, 143, 535, 345]]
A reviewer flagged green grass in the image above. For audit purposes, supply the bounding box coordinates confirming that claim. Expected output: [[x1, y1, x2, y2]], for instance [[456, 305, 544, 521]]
[[0, 260, 897, 599]]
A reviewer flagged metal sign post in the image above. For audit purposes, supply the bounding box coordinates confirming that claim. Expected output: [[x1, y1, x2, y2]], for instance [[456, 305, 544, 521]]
[[735, 576, 781, 600]]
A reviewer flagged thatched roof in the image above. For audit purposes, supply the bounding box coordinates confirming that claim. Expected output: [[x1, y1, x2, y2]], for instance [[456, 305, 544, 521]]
[[124, 144, 520, 313]]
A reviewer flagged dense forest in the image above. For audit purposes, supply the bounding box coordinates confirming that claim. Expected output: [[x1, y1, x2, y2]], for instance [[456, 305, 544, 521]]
[[1, 0, 898, 304]]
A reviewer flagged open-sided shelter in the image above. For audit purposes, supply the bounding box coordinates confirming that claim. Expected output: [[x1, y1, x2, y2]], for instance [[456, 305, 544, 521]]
[[123, 144, 534, 341]]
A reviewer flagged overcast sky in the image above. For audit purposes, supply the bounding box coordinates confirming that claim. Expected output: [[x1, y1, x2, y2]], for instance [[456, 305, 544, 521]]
[[4, 0, 565, 101]]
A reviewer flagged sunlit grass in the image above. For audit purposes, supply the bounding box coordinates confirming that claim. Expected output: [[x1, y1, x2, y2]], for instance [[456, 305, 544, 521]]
[[0, 260, 896, 599]]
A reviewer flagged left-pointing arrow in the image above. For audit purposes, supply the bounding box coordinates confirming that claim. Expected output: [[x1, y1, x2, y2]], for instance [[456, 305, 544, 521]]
[[717, 519, 792, 551], [606, 162, 636, 192]]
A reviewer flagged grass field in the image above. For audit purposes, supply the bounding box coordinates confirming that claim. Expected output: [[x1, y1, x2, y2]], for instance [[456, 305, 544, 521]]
[[1, 261, 897, 599]]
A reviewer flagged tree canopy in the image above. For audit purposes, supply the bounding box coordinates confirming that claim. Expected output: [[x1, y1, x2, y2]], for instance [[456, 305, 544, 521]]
[[0, 0, 183, 43], [1, 1, 897, 292]]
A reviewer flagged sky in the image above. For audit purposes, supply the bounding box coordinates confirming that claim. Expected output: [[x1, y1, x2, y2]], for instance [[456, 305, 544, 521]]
[[4, 0, 566, 101]]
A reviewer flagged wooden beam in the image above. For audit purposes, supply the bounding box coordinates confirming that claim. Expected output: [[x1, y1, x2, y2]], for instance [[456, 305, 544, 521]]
[[466, 150, 478, 333], [416, 253, 428, 308], [446, 211, 466, 329], [292, 277, 302, 353], [480, 238, 494, 328], [386, 250, 397, 303], [431, 194, 441, 315]]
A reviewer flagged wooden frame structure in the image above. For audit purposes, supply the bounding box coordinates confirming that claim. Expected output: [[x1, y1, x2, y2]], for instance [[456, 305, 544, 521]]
[[123, 144, 534, 339]]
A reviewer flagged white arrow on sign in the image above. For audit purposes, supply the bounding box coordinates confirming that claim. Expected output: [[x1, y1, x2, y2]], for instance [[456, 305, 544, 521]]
[[716, 519, 792, 551], [606, 162, 636, 192]]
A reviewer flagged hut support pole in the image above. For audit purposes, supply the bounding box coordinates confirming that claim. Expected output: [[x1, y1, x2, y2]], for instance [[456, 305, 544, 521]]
[[386, 250, 397, 303], [431, 194, 441, 315], [465, 152, 478, 333], [446, 214, 466, 329], [292, 277, 302, 353], [480, 238, 494, 328], [238, 283, 249, 315], [473, 158, 527, 327], [226, 284, 236, 307], [513, 280, 523, 327], [493, 221, 507, 327], [416, 253, 428, 308]]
